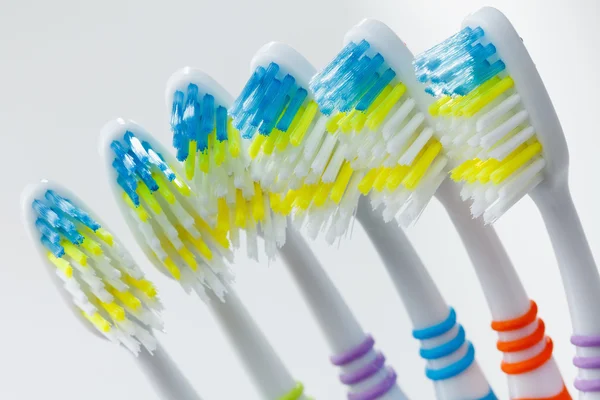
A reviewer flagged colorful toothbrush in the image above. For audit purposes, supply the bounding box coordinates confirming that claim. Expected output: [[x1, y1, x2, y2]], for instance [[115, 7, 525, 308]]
[[100, 119, 309, 400], [228, 42, 494, 399], [21, 180, 201, 400], [416, 7, 597, 397], [166, 66, 406, 400], [312, 18, 568, 399]]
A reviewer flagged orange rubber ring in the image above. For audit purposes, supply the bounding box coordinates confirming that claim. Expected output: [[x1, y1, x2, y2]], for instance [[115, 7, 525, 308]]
[[515, 385, 572, 400], [497, 319, 546, 353], [501, 337, 553, 375], [492, 300, 538, 332]]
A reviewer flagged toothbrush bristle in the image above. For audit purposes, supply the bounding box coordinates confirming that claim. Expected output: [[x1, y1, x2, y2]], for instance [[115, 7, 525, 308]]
[[307, 39, 448, 231], [168, 82, 291, 261], [110, 130, 234, 300], [31, 189, 162, 354], [416, 26, 544, 223]]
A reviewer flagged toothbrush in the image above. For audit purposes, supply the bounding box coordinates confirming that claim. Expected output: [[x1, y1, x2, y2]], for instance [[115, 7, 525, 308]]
[[21, 180, 201, 400], [312, 19, 568, 399], [228, 42, 492, 399], [415, 7, 598, 398], [100, 119, 309, 400], [166, 67, 406, 400]]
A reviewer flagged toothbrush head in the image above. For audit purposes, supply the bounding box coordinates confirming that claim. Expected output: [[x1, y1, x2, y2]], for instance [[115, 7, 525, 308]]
[[415, 7, 568, 223], [309, 19, 448, 227], [166, 67, 289, 260], [229, 42, 372, 244], [21, 180, 163, 355], [100, 118, 233, 302]]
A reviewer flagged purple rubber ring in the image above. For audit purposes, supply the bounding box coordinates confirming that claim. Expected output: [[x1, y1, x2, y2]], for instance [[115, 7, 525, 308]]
[[574, 378, 600, 392], [347, 367, 397, 400], [340, 352, 386, 385], [571, 335, 600, 347], [574, 356, 600, 369], [331, 336, 375, 366]]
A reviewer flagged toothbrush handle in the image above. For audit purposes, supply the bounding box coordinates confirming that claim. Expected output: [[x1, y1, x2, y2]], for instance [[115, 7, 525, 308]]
[[532, 185, 600, 335], [533, 186, 600, 395], [206, 288, 306, 400], [280, 226, 406, 400], [356, 198, 448, 328], [280, 226, 366, 353], [134, 340, 203, 400], [436, 180, 530, 320]]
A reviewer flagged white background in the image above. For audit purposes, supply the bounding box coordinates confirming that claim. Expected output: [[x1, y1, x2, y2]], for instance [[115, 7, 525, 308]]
[[2, 0, 600, 398]]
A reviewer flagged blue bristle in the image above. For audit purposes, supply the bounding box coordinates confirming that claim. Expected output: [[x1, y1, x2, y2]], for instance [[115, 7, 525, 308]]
[[230, 66, 266, 117], [250, 78, 281, 131], [276, 88, 307, 132], [32, 200, 83, 245], [184, 84, 201, 140], [117, 174, 140, 206], [326, 55, 372, 113], [174, 134, 189, 161], [35, 218, 62, 244], [133, 161, 158, 192], [125, 132, 150, 164], [339, 54, 386, 113], [355, 68, 396, 111], [241, 63, 279, 118], [262, 74, 295, 128], [198, 94, 215, 152], [311, 40, 370, 94], [171, 91, 185, 130], [259, 94, 289, 135], [41, 235, 65, 258], [143, 141, 176, 181], [45, 190, 101, 231], [414, 26, 498, 96], [216, 106, 228, 142]]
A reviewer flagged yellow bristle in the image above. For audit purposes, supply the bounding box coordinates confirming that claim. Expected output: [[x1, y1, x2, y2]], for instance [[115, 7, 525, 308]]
[[185, 141, 197, 180], [364, 85, 393, 119], [428, 96, 451, 117], [351, 111, 368, 132], [491, 141, 542, 184], [450, 160, 477, 182], [80, 234, 103, 256], [214, 140, 226, 166], [217, 198, 230, 232], [326, 113, 345, 133], [228, 119, 241, 157], [123, 191, 150, 222], [180, 226, 213, 260], [269, 192, 283, 214], [280, 190, 297, 215], [358, 168, 380, 195], [313, 182, 333, 207], [263, 129, 281, 154], [438, 96, 462, 116], [338, 111, 357, 134], [47, 252, 73, 278], [107, 286, 142, 311], [476, 159, 502, 184], [84, 311, 111, 333], [123, 274, 157, 299], [235, 190, 247, 228], [461, 77, 513, 117], [199, 150, 210, 173], [373, 168, 392, 192], [367, 83, 407, 131], [100, 301, 126, 322], [386, 165, 411, 191], [290, 101, 318, 146], [172, 171, 192, 197], [249, 134, 267, 159], [330, 162, 353, 204], [295, 185, 316, 210], [402, 140, 443, 190], [137, 183, 162, 214], [177, 247, 198, 271], [162, 258, 181, 280], [94, 228, 114, 247], [252, 185, 265, 222], [61, 240, 87, 266], [153, 173, 176, 204]]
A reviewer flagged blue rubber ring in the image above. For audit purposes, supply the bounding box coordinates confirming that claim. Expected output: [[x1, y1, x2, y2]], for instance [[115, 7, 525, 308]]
[[425, 342, 475, 381], [419, 325, 466, 360], [413, 308, 456, 340], [478, 389, 498, 400]]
